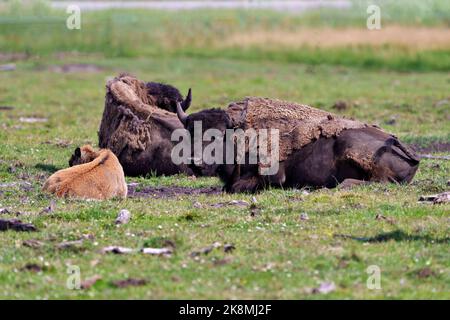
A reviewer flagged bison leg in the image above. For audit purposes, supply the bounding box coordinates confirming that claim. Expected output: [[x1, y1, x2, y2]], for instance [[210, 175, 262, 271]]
[[229, 173, 265, 193], [338, 178, 369, 190], [222, 164, 243, 192], [226, 162, 286, 193]]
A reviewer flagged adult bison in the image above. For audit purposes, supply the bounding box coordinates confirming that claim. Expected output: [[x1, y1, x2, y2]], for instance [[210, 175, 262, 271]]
[[98, 74, 193, 176], [175, 97, 420, 193]]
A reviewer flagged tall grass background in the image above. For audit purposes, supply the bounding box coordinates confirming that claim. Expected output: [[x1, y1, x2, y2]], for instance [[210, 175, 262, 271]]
[[0, 0, 449, 70]]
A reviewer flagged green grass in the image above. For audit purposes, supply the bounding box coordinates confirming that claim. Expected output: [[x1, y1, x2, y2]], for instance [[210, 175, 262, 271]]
[[1, 1, 450, 71], [0, 0, 449, 300], [0, 54, 449, 299]]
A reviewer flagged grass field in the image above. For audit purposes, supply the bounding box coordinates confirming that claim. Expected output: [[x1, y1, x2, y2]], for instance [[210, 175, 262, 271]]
[[0, 1, 449, 299]]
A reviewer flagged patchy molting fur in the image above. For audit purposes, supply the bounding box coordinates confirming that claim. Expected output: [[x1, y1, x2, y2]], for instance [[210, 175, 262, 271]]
[[98, 75, 195, 177], [179, 107, 420, 193]]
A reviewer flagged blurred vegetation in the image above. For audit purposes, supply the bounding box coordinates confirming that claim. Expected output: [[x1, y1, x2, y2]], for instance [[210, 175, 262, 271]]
[[0, 0, 449, 71]]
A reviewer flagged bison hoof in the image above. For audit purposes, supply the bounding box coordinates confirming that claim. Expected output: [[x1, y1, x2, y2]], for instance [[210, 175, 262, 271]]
[[229, 179, 260, 194]]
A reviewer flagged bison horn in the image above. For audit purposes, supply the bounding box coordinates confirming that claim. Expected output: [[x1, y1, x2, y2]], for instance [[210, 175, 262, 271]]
[[176, 101, 188, 126], [181, 88, 192, 111]]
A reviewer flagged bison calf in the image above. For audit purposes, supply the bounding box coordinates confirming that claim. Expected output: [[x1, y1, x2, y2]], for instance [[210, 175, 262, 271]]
[[43, 145, 127, 200]]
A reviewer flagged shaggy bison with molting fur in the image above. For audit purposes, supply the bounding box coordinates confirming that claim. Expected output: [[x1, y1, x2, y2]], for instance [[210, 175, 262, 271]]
[[175, 97, 420, 193], [97, 75, 194, 177]]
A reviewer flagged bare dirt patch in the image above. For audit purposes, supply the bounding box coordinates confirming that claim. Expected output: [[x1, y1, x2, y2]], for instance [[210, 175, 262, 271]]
[[410, 142, 450, 154], [43, 138, 73, 148], [47, 64, 103, 74], [20, 263, 45, 273], [0, 52, 28, 62], [128, 184, 222, 199], [111, 278, 148, 289], [0, 219, 37, 232], [415, 267, 437, 279]]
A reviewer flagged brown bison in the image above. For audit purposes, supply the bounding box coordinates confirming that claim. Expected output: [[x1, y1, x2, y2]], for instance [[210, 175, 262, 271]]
[[175, 97, 420, 193], [97, 74, 194, 176]]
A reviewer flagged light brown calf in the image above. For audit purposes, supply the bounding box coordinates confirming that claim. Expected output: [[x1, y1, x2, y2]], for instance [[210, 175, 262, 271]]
[[43, 146, 127, 200]]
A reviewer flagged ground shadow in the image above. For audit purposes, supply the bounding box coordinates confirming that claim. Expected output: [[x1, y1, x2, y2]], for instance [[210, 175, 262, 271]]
[[35, 163, 60, 174], [335, 230, 450, 244]]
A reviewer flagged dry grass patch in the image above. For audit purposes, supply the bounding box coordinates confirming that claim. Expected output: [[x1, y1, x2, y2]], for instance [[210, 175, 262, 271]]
[[220, 26, 450, 50]]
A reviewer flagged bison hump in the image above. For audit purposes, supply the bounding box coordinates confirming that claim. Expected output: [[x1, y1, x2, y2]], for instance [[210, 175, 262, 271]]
[[227, 97, 368, 166]]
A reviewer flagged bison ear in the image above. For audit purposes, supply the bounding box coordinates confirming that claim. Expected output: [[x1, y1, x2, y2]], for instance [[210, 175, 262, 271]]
[[75, 147, 81, 157], [181, 88, 192, 111]]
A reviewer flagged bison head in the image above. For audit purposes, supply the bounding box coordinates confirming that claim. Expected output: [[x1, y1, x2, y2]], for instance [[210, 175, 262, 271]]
[[69, 145, 99, 167], [176, 102, 233, 176], [146, 82, 192, 113]]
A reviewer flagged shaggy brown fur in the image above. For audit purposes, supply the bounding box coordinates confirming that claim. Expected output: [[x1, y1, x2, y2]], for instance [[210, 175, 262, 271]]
[[177, 98, 420, 193], [43, 146, 127, 200], [226, 97, 367, 172], [98, 74, 193, 176]]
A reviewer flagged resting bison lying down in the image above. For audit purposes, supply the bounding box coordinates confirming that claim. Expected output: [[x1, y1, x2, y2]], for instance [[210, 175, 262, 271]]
[[43, 145, 127, 200], [98, 75, 195, 177], [175, 97, 420, 193]]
